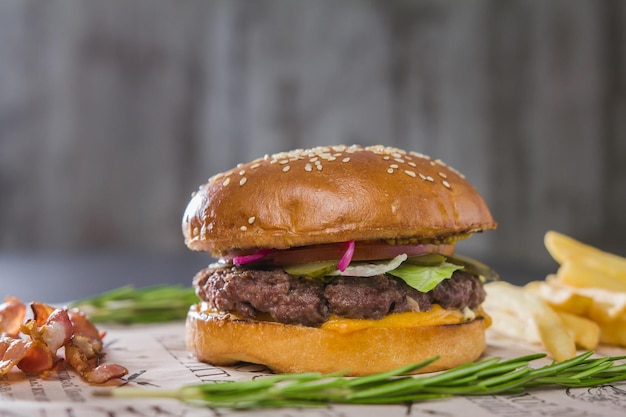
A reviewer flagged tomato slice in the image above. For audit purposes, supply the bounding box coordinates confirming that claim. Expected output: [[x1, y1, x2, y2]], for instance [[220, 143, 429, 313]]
[[269, 241, 455, 265]]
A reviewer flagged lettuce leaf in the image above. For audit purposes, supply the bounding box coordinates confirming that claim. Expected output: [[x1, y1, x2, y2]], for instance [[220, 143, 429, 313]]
[[387, 262, 463, 293], [283, 253, 464, 294]]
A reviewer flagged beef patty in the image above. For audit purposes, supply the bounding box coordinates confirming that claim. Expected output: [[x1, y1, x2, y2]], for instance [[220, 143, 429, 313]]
[[193, 266, 485, 327]]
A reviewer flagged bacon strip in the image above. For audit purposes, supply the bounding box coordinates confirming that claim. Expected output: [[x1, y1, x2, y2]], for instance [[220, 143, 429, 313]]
[[65, 308, 128, 383], [0, 337, 30, 376], [40, 308, 73, 351], [68, 308, 104, 345], [0, 298, 128, 383], [17, 307, 72, 376], [65, 336, 128, 384], [0, 297, 26, 337], [16, 339, 61, 378]]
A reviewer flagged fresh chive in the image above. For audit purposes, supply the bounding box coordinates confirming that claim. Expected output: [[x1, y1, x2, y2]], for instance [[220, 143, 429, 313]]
[[413, 357, 501, 386], [95, 351, 626, 409], [345, 357, 438, 388], [71, 284, 198, 324], [476, 367, 532, 388], [570, 360, 614, 379]]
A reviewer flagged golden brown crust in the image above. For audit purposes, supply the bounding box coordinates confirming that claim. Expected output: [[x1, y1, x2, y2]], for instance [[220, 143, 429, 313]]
[[186, 305, 487, 376], [182, 145, 496, 257]]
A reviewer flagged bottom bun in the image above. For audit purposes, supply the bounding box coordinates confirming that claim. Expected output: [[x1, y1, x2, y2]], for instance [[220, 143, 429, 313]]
[[186, 304, 487, 375]]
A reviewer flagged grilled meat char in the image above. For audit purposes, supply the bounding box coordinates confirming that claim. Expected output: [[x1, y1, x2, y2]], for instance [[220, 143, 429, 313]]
[[194, 267, 485, 327]]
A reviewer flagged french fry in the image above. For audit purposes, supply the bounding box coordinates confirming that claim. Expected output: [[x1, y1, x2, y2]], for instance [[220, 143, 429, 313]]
[[545, 230, 626, 285], [597, 319, 626, 346], [535, 318, 577, 363], [488, 231, 626, 351], [557, 261, 626, 292], [525, 278, 593, 316], [544, 230, 607, 264], [586, 295, 626, 323], [485, 281, 576, 361], [528, 275, 626, 323], [555, 310, 599, 350]]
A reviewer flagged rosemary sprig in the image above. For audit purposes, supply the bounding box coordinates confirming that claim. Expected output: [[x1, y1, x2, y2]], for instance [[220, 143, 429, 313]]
[[71, 284, 197, 324], [96, 351, 626, 409]]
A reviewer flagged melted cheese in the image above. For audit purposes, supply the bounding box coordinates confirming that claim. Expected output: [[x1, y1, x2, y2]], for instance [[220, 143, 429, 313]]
[[320, 305, 491, 334], [195, 302, 492, 333]]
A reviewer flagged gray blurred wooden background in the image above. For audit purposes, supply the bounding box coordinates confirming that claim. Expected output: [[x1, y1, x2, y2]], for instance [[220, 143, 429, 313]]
[[1, 0, 625, 276]]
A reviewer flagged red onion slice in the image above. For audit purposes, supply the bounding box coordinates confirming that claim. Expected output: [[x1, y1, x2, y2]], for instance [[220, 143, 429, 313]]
[[337, 240, 355, 272], [233, 249, 274, 265]]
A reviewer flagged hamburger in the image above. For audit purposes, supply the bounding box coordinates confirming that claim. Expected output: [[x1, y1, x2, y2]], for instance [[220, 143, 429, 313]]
[[182, 145, 497, 375]]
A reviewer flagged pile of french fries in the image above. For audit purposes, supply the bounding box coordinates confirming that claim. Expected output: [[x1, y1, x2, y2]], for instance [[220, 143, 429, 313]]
[[484, 230, 626, 361]]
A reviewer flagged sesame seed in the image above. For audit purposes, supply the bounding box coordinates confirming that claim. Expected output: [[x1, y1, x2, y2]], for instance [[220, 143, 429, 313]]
[[410, 151, 430, 160], [240, 225, 247, 231], [448, 166, 466, 179], [248, 216, 256, 224], [209, 147, 459, 195], [192, 227, 199, 236]]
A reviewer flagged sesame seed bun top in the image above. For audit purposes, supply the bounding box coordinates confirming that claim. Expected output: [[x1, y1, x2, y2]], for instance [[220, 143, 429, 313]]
[[182, 145, 496, 257]]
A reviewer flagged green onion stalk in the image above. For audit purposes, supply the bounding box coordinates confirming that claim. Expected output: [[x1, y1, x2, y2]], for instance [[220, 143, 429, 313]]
[[71, 284, 198, 324], [96, 352, 626, 409]]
